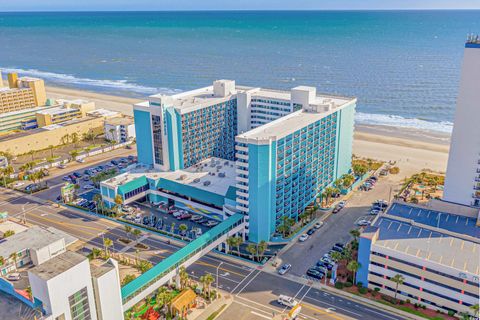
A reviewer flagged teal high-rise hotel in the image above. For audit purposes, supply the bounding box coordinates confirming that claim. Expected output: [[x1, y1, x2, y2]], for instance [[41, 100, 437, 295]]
[[102, 80, 356, 242]]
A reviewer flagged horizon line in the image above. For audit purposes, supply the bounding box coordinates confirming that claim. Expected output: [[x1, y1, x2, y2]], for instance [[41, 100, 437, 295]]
[[1, 8, 480, 13]]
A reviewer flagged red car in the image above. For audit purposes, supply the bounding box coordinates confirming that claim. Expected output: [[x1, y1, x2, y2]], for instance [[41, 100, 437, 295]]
[[178, 213, 192, 220]]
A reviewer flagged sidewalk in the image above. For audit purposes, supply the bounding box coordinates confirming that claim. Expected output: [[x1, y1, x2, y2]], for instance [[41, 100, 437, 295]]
[[188, 292, 233, 320]]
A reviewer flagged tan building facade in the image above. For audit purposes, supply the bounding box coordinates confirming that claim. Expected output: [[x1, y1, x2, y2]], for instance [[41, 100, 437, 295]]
[[36, 99, 96, 127], [0, 73, 47, 114], [0, 117, 104, 155]]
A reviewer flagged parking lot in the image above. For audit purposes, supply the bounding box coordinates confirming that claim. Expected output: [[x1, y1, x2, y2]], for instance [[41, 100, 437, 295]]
[[121, 201, 222, 240], [276, 172, 400, 278]]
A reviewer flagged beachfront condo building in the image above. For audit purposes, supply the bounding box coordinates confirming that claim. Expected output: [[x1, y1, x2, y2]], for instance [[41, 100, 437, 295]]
[[0, 72, 47, 113], [101, 80, 356, 242], [357, 201, 479, 315], [35, 99, 95, 127], [444, 36, 480, 207]]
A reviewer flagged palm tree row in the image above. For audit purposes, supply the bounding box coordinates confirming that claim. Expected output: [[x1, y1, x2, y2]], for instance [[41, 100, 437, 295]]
[[246, 240, 268, 262], [226, 236, 244, 256], [0, 165, 14, 187]]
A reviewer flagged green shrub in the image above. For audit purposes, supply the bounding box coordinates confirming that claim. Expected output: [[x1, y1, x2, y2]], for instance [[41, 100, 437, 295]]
[[447, 310, 455, 317], [405, 299, 410, 304], [357, 282, 363, 288], [381, 295, 396, 304], [344, 282, 353, 287], [358, 287, 368, 294], [374, 287, 381, 292], [399, 300, 404, 305], [334, 282, 344, 289]]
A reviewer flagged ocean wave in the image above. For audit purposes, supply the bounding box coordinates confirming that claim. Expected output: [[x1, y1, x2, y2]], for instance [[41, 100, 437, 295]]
[[0, 67, 181, 96], [355, 112, 453, 134]]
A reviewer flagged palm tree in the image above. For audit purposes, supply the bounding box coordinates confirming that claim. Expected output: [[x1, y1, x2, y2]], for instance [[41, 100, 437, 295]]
[[71, 132, 79, 148], [28, 150, 35, 162], [323, 186, 336, 206], [179, 266, 189, 290], [132, 229, 142, 241], [277, 216, 294, 238], [469, 304, 479, 318], [108, 128, 117, 143], [69, 150, 79, 161], [257, 240, 268, 261], [226, 237, 236, 254], [114, 194, 123, 215], [61, 134, 70, 145], [346, 261, 360, 285], [246, 243, 257, 261], [330, 251, 342, 263], [179, 224, 188, 238], [170, 222, 176, 234], [342, 174, 355, 188], [103, 237, 113, 258], [391, 274, 405, 303], [48, 145, 54, 159], [93, 194, 103, 213], [0, 256, 4, 267], [0, 165, 14, 187], [200, 273, 214, 300], [124, 225, 132, 238], [349, 229, 361, 243], [9, 252, 18, 271]]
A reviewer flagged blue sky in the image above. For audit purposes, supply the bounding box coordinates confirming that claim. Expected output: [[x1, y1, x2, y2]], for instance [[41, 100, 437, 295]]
[[2, 0, 480, 11]]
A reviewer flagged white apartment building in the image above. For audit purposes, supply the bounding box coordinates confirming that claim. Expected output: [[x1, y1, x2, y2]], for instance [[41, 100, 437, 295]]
[[28, 251, 124, 320], [444, 36, 480, 207], [104, 117, 136, 143]]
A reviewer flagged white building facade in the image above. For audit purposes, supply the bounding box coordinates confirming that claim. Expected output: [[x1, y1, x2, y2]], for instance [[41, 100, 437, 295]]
[[444, 36, 480, 207]]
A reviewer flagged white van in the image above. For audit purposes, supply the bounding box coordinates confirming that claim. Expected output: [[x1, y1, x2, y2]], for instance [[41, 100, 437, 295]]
[[277, 295, 298, 308]]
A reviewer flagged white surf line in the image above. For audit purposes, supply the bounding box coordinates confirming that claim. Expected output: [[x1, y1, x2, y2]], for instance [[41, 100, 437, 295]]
[[230, 268, 258, 295], [234, 269, 262, 296]]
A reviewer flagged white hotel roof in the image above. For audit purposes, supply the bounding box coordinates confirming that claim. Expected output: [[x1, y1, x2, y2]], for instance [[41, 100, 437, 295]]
[[103, 157, 236, 197]]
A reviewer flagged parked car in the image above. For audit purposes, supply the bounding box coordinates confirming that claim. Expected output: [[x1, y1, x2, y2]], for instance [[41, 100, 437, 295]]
[[177, 213, 192, 220], [298, 234, 309, 242], [82, 184, 95, 190], [173, 211, 183, 218], [73, 172, 82, 178], [332, 206, 342, 214], [190, 215, 203, 222], [306, 228, 315, 236], [332, 244, 344, 252], [6, 273, 21, 281], [306, 268, 324, 280], [62, 176, 72, 182], [370, 209, 380, 215], [316, 261, 333, 270], [337, 200, 346, 208], [314, 221, 324, 229], [77, 158, 85, 163], [277, 295, 298, 308], [111, 160, 119, 165], [57, 164, 67, 169], [25, 184, 39, 192], [357, 219, 372, 226], [278, 263, 292, 275]]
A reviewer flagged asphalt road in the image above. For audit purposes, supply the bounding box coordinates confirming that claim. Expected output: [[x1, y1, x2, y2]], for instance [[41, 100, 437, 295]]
[[0, 188, 404, 320], [278, 173, 399, 277]]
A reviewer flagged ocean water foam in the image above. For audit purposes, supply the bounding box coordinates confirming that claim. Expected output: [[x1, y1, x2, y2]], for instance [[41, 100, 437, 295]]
[[0, 67, 181, 96], [355, 112, 453, 134]]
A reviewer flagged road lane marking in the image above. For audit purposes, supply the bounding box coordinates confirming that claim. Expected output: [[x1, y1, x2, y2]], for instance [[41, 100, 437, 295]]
[[300, 303, 345, 320], [303, 295, 362, 317], [250, 311, 271, 319], [235, 270, 261, 296]]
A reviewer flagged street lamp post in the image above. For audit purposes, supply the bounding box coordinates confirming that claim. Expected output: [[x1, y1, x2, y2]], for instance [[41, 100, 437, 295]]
[[216, 261, 224, 296]]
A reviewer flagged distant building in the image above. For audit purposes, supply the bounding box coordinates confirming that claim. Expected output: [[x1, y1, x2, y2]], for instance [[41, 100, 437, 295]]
[[102, 80, 355, 242], [444, 36, 480, 207], [0, 72, 46, 113], [36, 99, 96, 127], [104, 117, 135, 143], [357, 201, 480, 315], [0, 224, 77, 276], [28, 251, 123, 320]]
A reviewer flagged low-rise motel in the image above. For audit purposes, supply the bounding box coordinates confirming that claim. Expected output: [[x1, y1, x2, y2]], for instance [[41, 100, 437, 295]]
[[101, 80, 356, 242]]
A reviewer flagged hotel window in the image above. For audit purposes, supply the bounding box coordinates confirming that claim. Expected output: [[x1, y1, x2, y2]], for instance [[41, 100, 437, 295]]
[[68, 287, 91, 320]]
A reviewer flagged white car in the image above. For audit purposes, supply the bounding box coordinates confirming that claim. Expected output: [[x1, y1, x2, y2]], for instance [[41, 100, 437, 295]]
[[298, 234, 309, 242], [6, 273, 21, 281], [172, 211, 183, 218], [370, 209, 380, 215], [357, 219, 372, 226], [314, 221, 324, 229], [277, 295, 298, 308], [82, 184, 95, 190], [77, 158, 85, 163], [13, 181, 25, 188], [337, 200, 347, 208], [57, 164, 67, 169]]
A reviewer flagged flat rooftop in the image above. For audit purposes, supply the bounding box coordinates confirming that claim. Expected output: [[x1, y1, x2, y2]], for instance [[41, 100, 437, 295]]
[[29, 251, 86, 281], [0, 225, 77, 259], [36, 106, 79, 116], [387, 203, 480, 239], [105, 116, 134, 126], [372, 216, 480, 276], [103, 157, 236, 198]]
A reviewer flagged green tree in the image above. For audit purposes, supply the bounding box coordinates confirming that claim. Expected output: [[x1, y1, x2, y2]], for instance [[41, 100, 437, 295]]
[[137, 260, 153, 273], [71, 132, 80, 148], [323, 186, 336, 206], [122, 274, 136, 286], [349, 229, 361, 243], [132, 228, 142, 241], [0, 165, 14, 187], [330, 251, 342, 263], [69, 150, 79, 161], [124, 225, 132, 238], [113, 194, 123, 215], [0, 256, 4, 267], [9, 252, 18, 271], [103, 237, 113, 258], [257, 240, 268, 261], [179, 223, 188, 238], [170, 222, 176, 233], [179, 266, 189, 290], [277, 216, 294, 238], [342, 174, 355, 188], [61, 134, 70, 145], [200, 273, 214, 300], [246, 243, 258, 261], [346, 261, 360, 285], [352, 164, 368, 177], [469, 304, 479, 318], [391, 274, 405, 304], [93, 194, 104, 214]]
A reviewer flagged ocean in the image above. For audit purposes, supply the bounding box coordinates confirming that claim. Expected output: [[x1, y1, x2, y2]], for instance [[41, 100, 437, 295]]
[[1, 10, 479, 134]]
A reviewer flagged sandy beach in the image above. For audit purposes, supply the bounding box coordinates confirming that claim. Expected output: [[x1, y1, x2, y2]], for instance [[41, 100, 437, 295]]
[[46, 85, 450, 179]]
